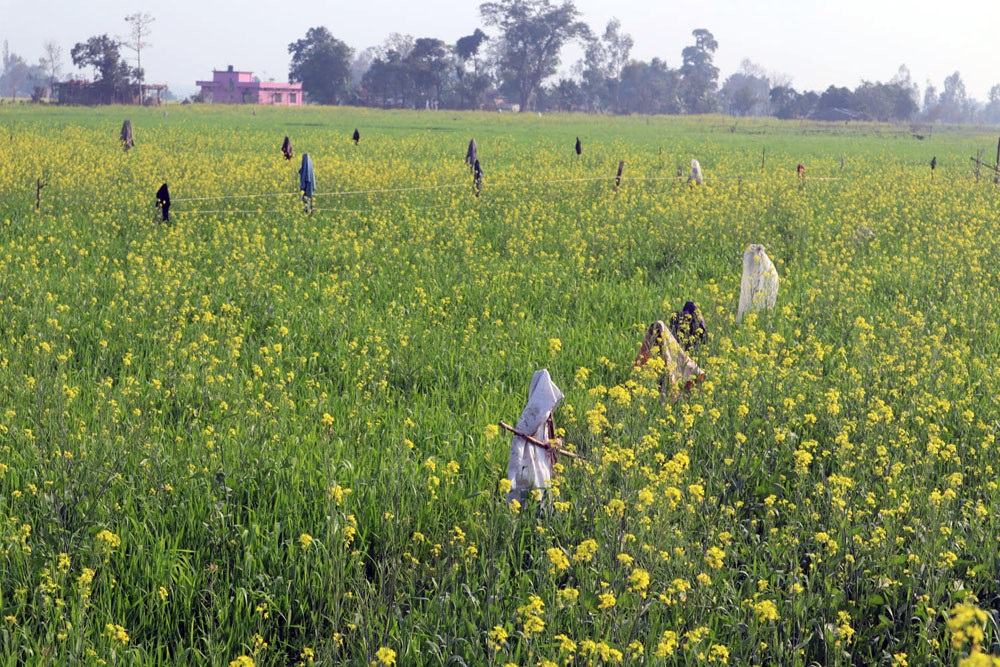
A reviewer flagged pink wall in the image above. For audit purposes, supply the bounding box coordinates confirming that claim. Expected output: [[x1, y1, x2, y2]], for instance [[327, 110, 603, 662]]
[[195, 68, 302, 105]]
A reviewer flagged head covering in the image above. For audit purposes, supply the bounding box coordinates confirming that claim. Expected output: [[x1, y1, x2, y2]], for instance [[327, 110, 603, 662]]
[[738, 244, 779, 323], [669, 301, 707, 351], [634, 321, 705, 401], [689, 159, 703, 184], [299, 153, 315, 198], [155, 183, 170, 222], [466, 138, 477, 166], [120, 120, 134, 152], [473, 159, 483, 196], [506, 370, 564, 502]]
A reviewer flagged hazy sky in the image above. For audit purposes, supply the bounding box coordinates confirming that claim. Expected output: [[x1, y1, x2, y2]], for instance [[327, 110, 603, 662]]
[[3, 0, 999, 101]]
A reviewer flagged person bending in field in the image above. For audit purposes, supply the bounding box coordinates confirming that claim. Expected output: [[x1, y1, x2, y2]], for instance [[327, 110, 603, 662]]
[[669, 301, 707, 351]]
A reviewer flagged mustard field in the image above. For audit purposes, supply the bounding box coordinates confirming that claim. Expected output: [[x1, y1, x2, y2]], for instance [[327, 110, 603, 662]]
[[2, 105, 1000, 666]]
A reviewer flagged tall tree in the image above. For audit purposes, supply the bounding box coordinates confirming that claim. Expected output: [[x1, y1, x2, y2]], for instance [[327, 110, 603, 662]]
[[938, 71, 969, 123], [70, 34, 135, 103], [617, 58, 681, 115], [406, 38, 451, 107], [361, 49, 411, 107], [922, 81, 939, 120], [456, 29, 488, 70], [480, 0, 590, 111], [579, 18, 633, 111], [1, 41, 31, 99], [39, 40, 63, 97], [719, 61, 770, 117], [769, 86, 817, 119], [455, 29, 490, 109], [288, 27, 353, 104], [123, 12, 154, 102], [678, 29, 719, 114], [985, 85, 1000, 125], [890, 64, 919, 109]]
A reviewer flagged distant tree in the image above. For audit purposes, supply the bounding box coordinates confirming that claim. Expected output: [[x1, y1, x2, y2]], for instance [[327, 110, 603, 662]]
[[456, 29, 488, 68], [480, 0, 591, 111], [617, 58, 681, 115], [813, 85, 855, 119], [767, 86, 817, 119], [922, 81, 939, 120], [547, 77, 584, 111], [455, 29, 490, 109], [288, 27, 353, 104], [362, 49, 412, 107], [602, 18, 633, 82], [678, 29, 719, 114], [890, 64, 919, 109], [70, 34, 135, 103], [406, 38, 451, 107], [938, 71, 970, 123], [719, 62, 770, 117], [985, 84, 1000, 125], [39, 40, 62, 97], [852, 81, 895, 121], [123, 12, 154, 102], [768, 85, 819, 120], [1, 41, 31, 98], [350, 47, 377, 90], [578, 18, 633, 111]]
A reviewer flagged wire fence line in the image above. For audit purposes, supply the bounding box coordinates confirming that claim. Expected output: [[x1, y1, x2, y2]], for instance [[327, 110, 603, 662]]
[[169, 171, 847, 215]]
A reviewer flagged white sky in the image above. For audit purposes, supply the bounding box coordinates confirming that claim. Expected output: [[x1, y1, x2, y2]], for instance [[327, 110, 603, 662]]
[[2, 0, 998, 101]]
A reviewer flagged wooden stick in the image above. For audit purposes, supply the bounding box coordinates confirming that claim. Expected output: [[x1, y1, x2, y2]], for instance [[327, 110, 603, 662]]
[[498, 421, 588, 462], [970, 156, 1000, 174], [994, 136, 999, 184], [35, 178, 46, 211]]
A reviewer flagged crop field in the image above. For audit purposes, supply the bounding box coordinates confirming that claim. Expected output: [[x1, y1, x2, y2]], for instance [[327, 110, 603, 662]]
[[2, 104, 1000, 666]]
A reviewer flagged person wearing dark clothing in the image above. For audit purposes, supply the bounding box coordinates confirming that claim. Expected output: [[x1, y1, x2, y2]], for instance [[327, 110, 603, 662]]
[[668, 301, 707, 351], [155, 183, 170, 223]]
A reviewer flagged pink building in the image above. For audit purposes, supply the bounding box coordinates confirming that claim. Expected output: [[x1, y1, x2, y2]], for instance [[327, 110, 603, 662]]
[[196, 66, 303, 105]]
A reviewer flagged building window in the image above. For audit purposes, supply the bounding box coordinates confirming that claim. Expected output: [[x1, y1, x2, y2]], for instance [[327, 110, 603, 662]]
[[289, 93, 297, 104], [273, 92, 282, 104]]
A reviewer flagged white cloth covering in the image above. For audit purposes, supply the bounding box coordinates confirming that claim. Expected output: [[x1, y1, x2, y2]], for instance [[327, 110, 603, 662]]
[[689, 159, 703, 184], [506, 370, 563, 503], [737, 244, 779, 323]]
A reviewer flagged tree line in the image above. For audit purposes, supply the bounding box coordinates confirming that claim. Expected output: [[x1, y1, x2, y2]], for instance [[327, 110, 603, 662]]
[[284, 0, 1000, 123], [6, 0, 1000, 124], [0, 13, 153, 105]]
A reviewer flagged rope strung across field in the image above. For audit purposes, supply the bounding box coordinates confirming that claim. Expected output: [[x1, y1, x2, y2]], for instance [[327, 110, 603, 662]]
[[171, 182, 470, 203], [170, 172, 843, 215], [173, 202, 458, 216]]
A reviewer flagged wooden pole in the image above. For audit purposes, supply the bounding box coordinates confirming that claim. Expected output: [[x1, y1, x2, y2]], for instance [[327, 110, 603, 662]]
[[994, 136, 999, 184], [35, 178, 46, 211], [614, 160, 625, 190], [498, 421, 588, 462], [970, 156, 1000, 175]]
